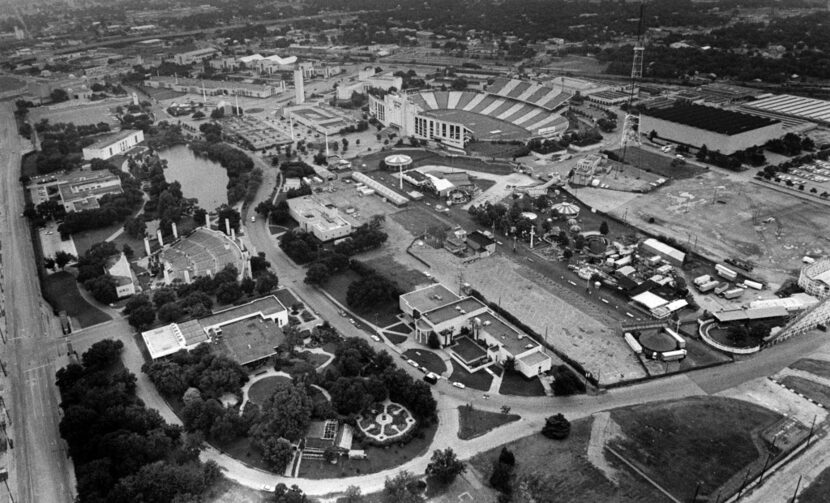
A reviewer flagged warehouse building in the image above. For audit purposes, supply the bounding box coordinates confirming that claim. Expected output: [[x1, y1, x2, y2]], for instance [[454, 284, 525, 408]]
[[741, 94, 830, 127], [639, 103, 784, 155]]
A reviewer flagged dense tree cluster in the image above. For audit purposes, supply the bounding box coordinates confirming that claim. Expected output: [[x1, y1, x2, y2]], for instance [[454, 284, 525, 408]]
[[550, 365, 586, 396], [346, 269, 401, 311], [124, 263, 278, 329], [142, 160, 194, 232], [541, 413, 571, 440], [189, 141, 261, 204], [32, 120, 112, 174], [282, 219, 388, 273], [143, 343, 248, 400], [74, 241, 122, 304], [56, 340, 221, 503], [426, 448, 465, 485]]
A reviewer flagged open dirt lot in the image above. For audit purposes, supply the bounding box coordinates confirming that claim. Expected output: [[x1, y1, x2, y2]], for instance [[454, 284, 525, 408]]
[[600, 168, 830, 288]]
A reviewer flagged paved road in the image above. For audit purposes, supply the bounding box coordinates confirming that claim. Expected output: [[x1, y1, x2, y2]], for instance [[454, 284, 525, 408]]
[[0, 103, 74, 503]]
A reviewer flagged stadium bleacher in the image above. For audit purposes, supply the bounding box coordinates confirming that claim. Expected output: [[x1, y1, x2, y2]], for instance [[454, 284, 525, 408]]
[[160, 228, 244, 283]]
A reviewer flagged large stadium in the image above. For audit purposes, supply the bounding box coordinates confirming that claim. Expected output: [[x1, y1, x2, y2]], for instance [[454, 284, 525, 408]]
[[369, 77, 571, 149]]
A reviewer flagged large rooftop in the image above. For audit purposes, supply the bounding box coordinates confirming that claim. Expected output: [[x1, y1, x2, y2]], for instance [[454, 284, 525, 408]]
[[743, 94, 830, 125], [84, 129, 142, 150], [400, 284, 460, 314], [214, 317, 284, 366], [642, 103, 779, 135], [200, 295, 287, 329], [479, 311, 539, 357], [422, 297, 485, 325]]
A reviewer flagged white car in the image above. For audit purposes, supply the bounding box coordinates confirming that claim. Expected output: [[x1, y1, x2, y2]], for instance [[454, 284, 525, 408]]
[[452, 381, 466, 389], [407, 359, 419, 368], [371, 335, 381, 342]]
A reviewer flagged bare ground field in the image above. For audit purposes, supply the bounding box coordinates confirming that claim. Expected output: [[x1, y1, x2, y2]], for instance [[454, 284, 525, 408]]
[[469, 417, 669, 503], [604, 169, 830, 288], [30, 99, 127, 127]]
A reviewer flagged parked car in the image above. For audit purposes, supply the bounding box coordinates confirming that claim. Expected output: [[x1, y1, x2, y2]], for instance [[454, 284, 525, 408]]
[[452, 381, 466, 389], [424, 373, 438, 385], [407, 359, 419, 368], [371, 335, 381, 342]]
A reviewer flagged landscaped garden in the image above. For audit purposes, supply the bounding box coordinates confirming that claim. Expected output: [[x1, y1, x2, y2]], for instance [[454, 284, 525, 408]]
[[499, 369, 546, 397], [356, 400, 417, 442]]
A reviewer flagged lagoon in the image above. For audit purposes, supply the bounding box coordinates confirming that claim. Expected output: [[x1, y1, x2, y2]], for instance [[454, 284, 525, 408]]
[[158, 145, 228, 211]]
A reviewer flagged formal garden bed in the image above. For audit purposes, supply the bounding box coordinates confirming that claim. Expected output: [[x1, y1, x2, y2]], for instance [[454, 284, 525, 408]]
[[356, 400, 417, 443]]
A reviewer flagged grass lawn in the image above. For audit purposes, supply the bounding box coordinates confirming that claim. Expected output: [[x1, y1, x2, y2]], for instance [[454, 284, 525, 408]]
[[790, 358, 830, 380], [389, 208, 452, 240], [470, 418, 668, 503], [361, 254, 431, 293], [297, 421, 437, 479], [402, 349, 447, 374], [72, 220, 146, 258], [296, 351, 331, 369], [779, 375, 830, 407], [274, 288, 302, 310], [21, 152, 39, 178], [448, 365, 493, 391], [610, 396, 782, 501], [798, 465, 830, 503], [499, 370, 546, 397], [246, 376, 292, 406], [457, 406, 520, 440], [610, 147, 707, 180], [384, 332, 408, 345], [42, 271, 111, 328]]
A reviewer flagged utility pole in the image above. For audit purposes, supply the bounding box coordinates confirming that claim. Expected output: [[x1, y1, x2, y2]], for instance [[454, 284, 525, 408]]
[[791, 474, 802, 503]]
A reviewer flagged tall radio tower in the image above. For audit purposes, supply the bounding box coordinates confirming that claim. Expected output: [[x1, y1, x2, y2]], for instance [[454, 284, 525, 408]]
[[620, 2, 646, 160]]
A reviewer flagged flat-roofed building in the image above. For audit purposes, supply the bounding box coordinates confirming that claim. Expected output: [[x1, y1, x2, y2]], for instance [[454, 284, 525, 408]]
[[287, 196, 352, 242], [200, 295, 289, 332], [143, 76, 277, 99], [399, 283, 461, 318], [174, 47, 219, 65], [639, 103, 784, 155], [29, 169, 124, 212], [82, 129, 144, 160], [141, 320, 209, 360]]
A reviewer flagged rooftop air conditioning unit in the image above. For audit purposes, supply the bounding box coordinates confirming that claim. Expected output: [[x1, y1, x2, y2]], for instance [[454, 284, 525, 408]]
[[483, 321, 491, 326]]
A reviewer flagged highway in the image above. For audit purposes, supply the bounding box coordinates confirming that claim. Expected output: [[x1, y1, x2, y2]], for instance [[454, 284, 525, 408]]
[[0, 103, 74, 503]]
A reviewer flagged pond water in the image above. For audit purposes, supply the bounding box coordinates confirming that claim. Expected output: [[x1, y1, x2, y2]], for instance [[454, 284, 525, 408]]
[[158, 145, 228, 211]]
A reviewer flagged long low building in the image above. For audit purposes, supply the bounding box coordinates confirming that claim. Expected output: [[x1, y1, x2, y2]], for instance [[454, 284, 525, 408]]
[[639, 103, 785, 155], [82, 129, 144, 160], [29, 169, 124, 212], [143, 76, 278, 99], [742, 94, 830, 126]]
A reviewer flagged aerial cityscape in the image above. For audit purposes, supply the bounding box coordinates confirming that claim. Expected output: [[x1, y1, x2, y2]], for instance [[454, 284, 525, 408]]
[[2, 0, 830, 502]]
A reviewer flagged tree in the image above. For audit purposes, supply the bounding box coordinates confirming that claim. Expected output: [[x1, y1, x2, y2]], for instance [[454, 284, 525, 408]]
[[498, 447, 515, 466], [84, 275, 118, 304], [304, 262, 331, 286], [50, 88, 69, 103], [122, 244, 134, 259], [81, 339, 124, 369], [489, 461, 513, 494], [599, 221, 609, 235], [153, 288, 177, 309], [123, 216, 147, 239], [427, 332, 441, 349], [542, 413, 571, 440], [128, 305, 156, 329], [55, 251, 76, 269], [251, 382, 312, 443], [273, 483, 307, 503], [256, 271, 279, 295], [383, 471, 424, 503], [259, 437, 294, 472], [343, 485, 363, 503], [727, 325, 751, 347], [696, 144, 709, 161], [157, 302, 183, 323], [502, 356, 516, 373], [217, 206, 241, 234], [425, 448, 465, 485], [143, 360, 188, 396], [551, 365, 586, 396]]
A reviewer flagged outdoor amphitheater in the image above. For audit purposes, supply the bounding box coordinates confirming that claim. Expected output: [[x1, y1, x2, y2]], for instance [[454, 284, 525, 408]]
[[160, 228, 246, 284], [411, 77, 571, 140]]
